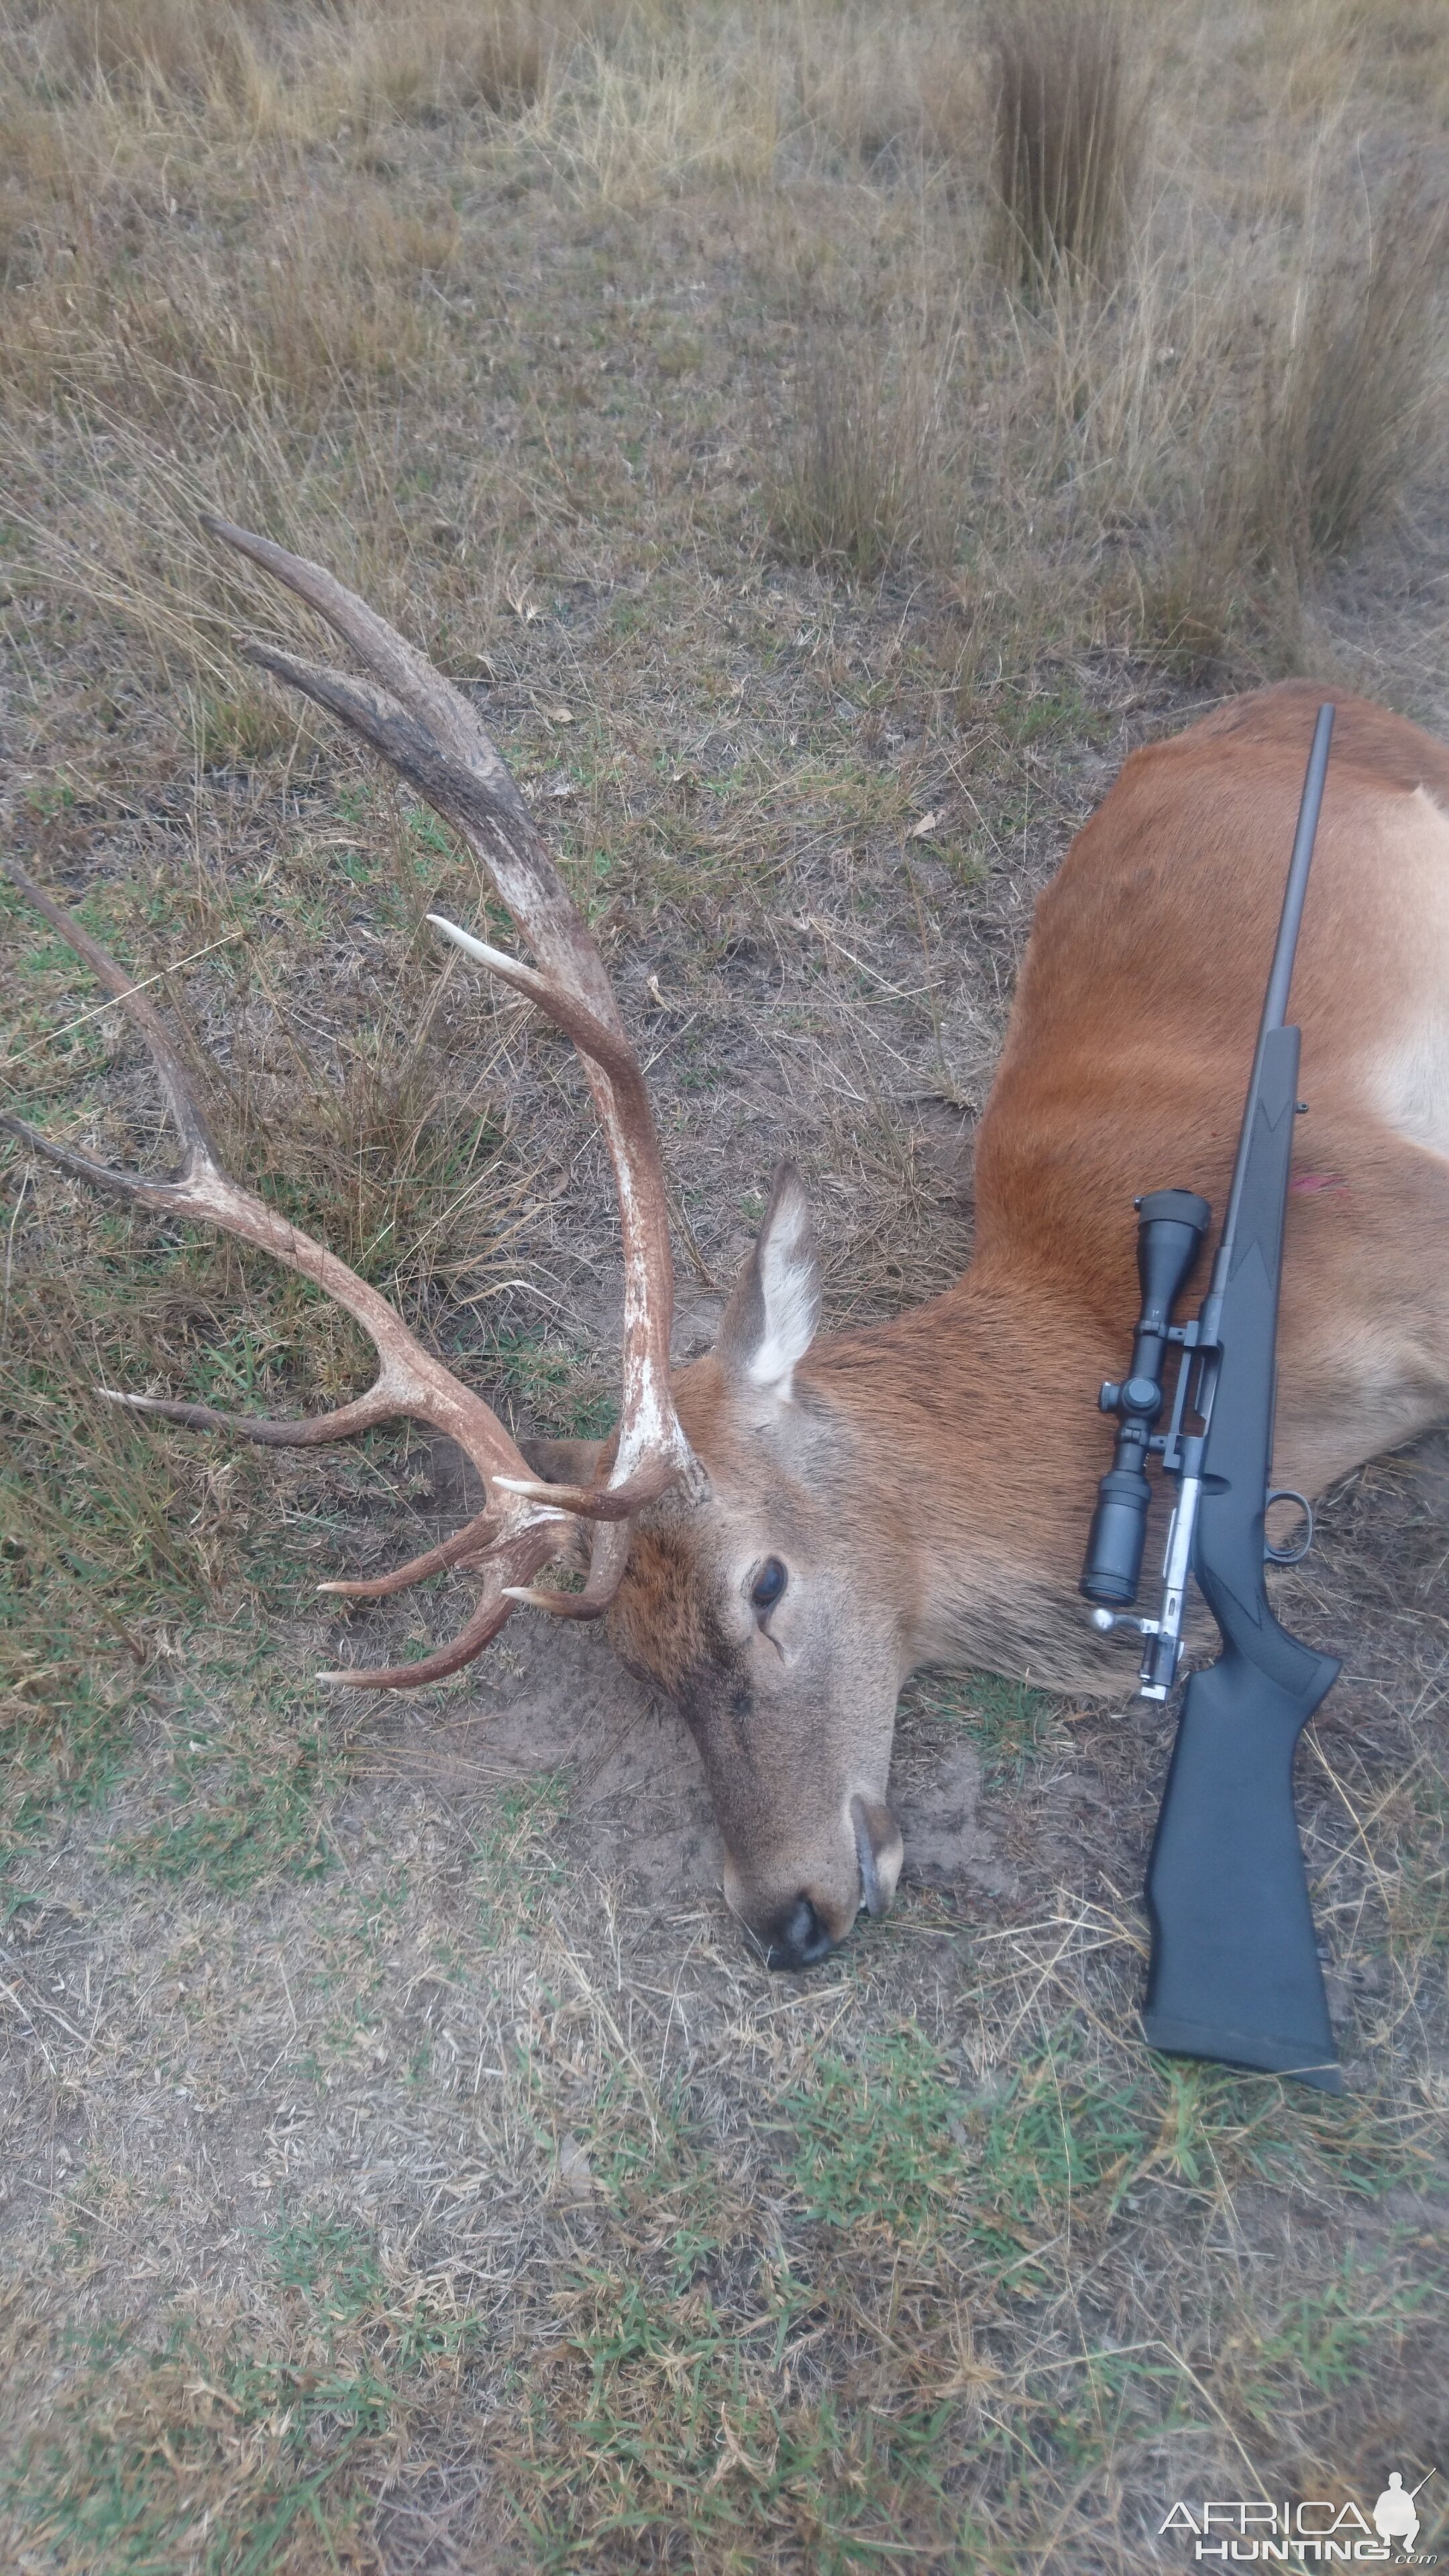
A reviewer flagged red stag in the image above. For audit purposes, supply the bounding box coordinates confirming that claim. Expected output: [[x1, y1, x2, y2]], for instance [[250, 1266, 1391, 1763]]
[[7, 523, 1448, 1968]]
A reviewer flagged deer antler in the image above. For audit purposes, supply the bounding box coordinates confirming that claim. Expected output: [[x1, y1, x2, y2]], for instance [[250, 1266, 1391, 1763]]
[[0, 519, 696, 1686]]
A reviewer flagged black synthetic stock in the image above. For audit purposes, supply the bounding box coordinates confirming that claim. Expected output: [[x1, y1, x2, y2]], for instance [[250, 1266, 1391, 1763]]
[[1144, 1648, 1341, 2088]]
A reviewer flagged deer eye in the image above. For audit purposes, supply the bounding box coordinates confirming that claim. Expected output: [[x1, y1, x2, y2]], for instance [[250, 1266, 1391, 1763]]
[[751, 1558, 788, 1613]]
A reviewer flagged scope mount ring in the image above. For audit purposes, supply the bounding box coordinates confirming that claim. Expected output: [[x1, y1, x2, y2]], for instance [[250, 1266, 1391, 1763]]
[[1264, 1488, 1315, 1565]]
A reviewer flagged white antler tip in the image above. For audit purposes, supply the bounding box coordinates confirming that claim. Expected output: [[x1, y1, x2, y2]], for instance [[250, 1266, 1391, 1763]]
[[429, 912, 494, 963], [428, 914, 538, 987]]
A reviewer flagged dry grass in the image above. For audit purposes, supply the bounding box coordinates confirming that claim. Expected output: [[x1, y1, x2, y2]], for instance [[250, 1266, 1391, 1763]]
[[16, 0, 612, 125], [1138, 166, 1449, 674], [987, 0, 1147, 289], [767, 337, 961, 578], [1273, 174, 1449, 564], [1, 0, 1447, 2568]]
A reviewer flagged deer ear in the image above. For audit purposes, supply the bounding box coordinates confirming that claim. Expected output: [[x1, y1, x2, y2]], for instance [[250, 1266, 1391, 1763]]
[[715, 1162, 821, 1400], [517, 1436, 604, 1572], [519, 1436, 606, 1487]]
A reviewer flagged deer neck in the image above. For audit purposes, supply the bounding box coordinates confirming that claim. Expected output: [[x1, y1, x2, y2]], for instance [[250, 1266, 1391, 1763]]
[[805, 1265, 1128, 1695]]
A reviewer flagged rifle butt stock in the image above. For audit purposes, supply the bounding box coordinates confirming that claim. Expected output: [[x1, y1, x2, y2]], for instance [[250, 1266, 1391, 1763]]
[[1144, 1646, 1344, 2091]]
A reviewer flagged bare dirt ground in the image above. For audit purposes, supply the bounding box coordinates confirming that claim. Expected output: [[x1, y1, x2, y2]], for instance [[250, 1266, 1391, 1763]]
[[0, 4, 1446, 2569]]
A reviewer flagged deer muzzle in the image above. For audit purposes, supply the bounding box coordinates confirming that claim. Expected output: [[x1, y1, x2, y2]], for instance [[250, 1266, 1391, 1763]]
[[737, 1792, 905, 1972]]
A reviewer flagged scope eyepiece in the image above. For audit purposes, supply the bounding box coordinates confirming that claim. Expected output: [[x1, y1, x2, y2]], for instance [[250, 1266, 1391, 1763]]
[[1081, 1462, 1153, 1606]]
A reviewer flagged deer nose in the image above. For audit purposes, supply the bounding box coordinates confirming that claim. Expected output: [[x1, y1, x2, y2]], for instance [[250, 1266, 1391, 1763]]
[[765, 1895, 838, 1971]]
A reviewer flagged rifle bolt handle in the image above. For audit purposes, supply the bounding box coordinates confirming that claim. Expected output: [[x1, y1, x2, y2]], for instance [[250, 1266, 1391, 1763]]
[[1090, 1607, 1157, 1637]]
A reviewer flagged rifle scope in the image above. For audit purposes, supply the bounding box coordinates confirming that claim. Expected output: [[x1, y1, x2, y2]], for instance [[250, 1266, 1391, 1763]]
[[1080, 1190, 1211, 1608]]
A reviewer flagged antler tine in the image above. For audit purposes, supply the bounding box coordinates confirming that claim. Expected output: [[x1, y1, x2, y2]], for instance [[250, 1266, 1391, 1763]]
[[203, 517, 698, 1600], [504, 1518, 633, 1619], [316, 1505, 502, 1600], [202, 514, 612, 1013], [4, 859, 219, 1173], [101, 1385, 396, 1447], [318, 1516, 562, 1688], [1, 867, 576, 1678]]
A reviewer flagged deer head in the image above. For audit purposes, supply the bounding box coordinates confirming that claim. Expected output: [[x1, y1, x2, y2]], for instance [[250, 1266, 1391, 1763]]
[[534, 1161, 910, 1966], [1, 523, 905, 1973]]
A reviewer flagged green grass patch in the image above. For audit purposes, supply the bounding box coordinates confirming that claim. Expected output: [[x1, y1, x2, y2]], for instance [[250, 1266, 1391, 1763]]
[[0, 1279, 219, 1868], [579, 2065, 710, 2226], [782, 2023, 963, 2237], [264, 2209, 476, 2371], [109, 1634, 341, 1894], [777, 2023, 1425, 2284], [116, 1729, 333, 1894], [1140, 2054, 1435, 2203], [911, 1670, 1065, 1779], [1238, 2255, 1433, 2421], [9, 2212, 478, 2575], [9, 2329, 390, 2576], [964, 2035, 1146, 2284], [504, 2261, 963, 2574], [781, 2025, 1148, 2256], [0, 1666, 142, 1869], [482, 1328, 618, 1440]]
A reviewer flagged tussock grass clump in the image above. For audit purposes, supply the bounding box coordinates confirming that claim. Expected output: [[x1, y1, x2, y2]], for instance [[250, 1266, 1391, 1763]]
[[1136, 172, 1448, 674], [988, 0, 1146, 288], [767, 341, 959, 578], [1273, 178, 1449, 564]]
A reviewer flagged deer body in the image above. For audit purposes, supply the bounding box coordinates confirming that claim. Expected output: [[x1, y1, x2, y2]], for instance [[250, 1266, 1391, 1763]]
[[10, 530, 1446, 1978], [605, 682, 1449, 1958]]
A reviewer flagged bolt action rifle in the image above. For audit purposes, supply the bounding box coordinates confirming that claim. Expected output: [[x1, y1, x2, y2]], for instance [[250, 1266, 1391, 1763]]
[[1081, 703, 1343, 2092]]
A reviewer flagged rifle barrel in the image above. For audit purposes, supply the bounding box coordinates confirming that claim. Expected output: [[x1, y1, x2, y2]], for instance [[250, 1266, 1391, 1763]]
[[1215, 701, 1335, 1272]]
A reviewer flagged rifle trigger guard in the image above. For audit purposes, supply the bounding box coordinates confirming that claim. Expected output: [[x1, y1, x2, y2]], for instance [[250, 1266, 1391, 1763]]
[[1263, 1488, 1314, 1564]]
